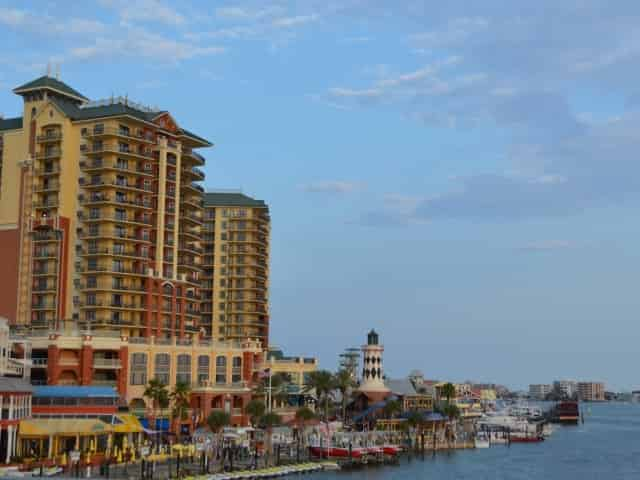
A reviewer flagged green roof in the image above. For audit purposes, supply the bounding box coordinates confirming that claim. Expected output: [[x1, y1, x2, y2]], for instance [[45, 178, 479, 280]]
[[204, 192, 268, 208], [0, 117, 23, 131], [14, 76, 89, 102], [179, 127, 213, 147], [50, 98, 212, 145]]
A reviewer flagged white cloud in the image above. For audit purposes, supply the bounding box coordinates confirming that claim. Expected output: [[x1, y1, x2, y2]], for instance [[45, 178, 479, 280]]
[[99, 0, 186, 26], [300, 181, 365, 194], [65, 29, 224, 63], [215, 6, 283, 21], [272, 14, 319, 28]]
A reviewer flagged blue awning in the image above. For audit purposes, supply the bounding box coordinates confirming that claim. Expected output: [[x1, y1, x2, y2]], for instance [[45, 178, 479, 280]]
[[33, 386, 118, 398]]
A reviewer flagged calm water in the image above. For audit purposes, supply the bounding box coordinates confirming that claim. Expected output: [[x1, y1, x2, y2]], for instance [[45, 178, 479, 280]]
[[314, 403, 640, 479]]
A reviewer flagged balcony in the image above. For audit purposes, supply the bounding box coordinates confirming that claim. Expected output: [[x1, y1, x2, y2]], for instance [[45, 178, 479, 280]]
[[183, 183, 204, 194], [79, 177, 154, 193], [81, 142, 155, 160], [85, 126, 156, 144], [93, 358, 122, 369], [80, 159, 154, 176], [33, 182, 60, 193], [182, 149, 205, 166], [36, 132, 63, 143], [34, 166, 61, 176], [91, 379, 118, 386], [80, 194, 152, 209], [180, 197, 203, 209], [181, 167, 205, 181], [83, 214, 153, 227], [81, 247, 148, 259], [35, 148, 62, 160], [33, 200, 59, 209], [180, 212, 203, 225]]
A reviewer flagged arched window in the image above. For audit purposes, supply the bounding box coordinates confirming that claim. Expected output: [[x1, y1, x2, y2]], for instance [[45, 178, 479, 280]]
[[197, 355, 210, 384], [154, 353, 170, 385], [232, 356, 242, 384], [215, 356, 227, 384], [176, 354, 191, 385], [130, 353, 147, 385]]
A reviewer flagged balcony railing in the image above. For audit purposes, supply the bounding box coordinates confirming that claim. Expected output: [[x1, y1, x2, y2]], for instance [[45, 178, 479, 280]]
[[85, 126, 156, 144], [36, 132, 63, 143], [93, 358, 122, 369], [35, 148, 62, 159]]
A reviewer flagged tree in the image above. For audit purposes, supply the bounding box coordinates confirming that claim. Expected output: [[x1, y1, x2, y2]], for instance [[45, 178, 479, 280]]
[[406, 411, 424, 451], [245, 399, 266, 427], [304, 370, 334, 421], [333, 369, 356, 422], [171, 382, 191, 443], [442, 403, 460, 420], [294, 407, 316, 462], [382, 399, 402, 419], [144, 379, 169, 452], [260, 412, 282, 466], [207, 410, 230, 468], [441, 383, 456, 404], [254, 373, 291, 411]]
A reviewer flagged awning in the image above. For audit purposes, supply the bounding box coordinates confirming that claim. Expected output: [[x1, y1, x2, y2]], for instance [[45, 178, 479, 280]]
[[20, 419, 112, 437], [113, 415, 143, 434]]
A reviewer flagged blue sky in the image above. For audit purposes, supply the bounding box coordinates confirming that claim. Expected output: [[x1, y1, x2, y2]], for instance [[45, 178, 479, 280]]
[[2, 0, 640, 390]]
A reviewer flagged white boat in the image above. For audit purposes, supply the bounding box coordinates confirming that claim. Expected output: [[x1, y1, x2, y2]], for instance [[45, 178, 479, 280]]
[[474, 432, 490, 449]]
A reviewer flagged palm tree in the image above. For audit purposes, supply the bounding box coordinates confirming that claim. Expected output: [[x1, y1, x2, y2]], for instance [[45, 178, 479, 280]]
[[171, 382, 191, 443], [144, 379, 169, 428], [260, 412, 282, 467], [332, 369, 356, 422], [294, 407, 316, 456], [441, 383, 456, 405], [303, 370, 334, 421], [406, 410, 424, 452], [245, 399, 266, 427], [255, 373, 291, 411], [207, 410, 231, 467], [382, 399, 402, 419]]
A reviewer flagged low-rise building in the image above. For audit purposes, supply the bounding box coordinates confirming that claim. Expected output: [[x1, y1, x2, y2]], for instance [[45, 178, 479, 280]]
[[577, 382, 605, 402], [529, 384, 552, 400], [553, 380, 577, 399]]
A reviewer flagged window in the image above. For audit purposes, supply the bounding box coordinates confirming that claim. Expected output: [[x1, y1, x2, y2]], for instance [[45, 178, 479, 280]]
[[176, 354, 191, 385], [154, 353, 170, 384], [197, 356, 209, 384], [130, 353, 147, 385], [232, 356, 242, 384], [215, 356, 227, 384]]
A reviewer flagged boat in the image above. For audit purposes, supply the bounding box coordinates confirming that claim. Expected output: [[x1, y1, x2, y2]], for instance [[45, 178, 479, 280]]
[[382, 445, 400, 455], [474, 432, 490, 449], [308, 445, 364, 458], [548, 401, 580, 424], [509, 434, 544, 443]]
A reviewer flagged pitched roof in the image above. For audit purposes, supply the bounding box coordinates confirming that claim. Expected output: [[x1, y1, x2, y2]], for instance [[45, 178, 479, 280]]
[[14, 75, 89, 102], [51, 97, 159, 123], [33, 385, 118, 398], [0, 117, 23, 131], [204, 192, 268, 208], [179, 127, 213, 147], [386, 378, 418, 396]]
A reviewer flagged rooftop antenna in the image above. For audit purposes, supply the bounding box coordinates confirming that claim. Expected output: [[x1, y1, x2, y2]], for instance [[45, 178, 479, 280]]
[[55, 63, 60, 81], [46, 61, 51, 77], [124, 94, 128, 106]]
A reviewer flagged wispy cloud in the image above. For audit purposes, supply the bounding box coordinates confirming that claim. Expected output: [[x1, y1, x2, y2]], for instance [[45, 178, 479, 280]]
[[0, 6, 106, 35], [300, 181, 365, 194], [99, 0, 187, 26], [272, 14, 319, 28], [215, 6, 283, 21]]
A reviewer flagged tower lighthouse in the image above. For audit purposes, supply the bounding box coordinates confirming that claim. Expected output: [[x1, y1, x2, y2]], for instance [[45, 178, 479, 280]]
[[357, 329, 390, 402]]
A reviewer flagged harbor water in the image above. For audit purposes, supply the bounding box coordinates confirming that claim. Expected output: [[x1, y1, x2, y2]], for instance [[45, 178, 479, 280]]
[[313, 403, 640, 479]]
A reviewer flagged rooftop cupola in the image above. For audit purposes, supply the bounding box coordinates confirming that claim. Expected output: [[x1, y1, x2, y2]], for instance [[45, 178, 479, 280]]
[[13, 75, 89, 105]]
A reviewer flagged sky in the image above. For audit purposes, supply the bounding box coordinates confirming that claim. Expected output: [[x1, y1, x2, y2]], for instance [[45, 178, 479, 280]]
[[1, 0, 640, 391]]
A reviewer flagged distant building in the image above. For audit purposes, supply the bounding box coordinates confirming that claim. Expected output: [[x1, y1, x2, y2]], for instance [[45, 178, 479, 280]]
[[529, 384, 552, 400], [577, 382, 605, 402], [553, 380, 577, 398], [631, 391, 640, 403], [357, 330, 390, 403], [386, 378, 434, 412]]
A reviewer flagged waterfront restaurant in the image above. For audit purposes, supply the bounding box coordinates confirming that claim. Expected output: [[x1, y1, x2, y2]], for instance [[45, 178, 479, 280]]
[[18, 386, 143, 460]]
